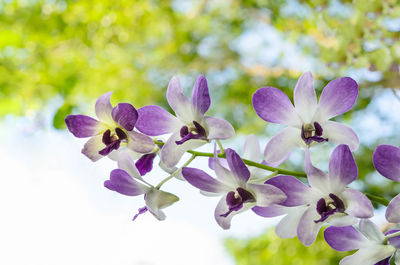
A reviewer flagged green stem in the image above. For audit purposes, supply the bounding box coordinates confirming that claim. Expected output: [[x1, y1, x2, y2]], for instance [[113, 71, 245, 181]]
[[385, 230, 400, 241], [156, 154, 196, 189], [216, 140, 225, 155]]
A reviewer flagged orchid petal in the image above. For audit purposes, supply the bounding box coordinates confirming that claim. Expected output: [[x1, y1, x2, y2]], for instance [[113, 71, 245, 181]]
[[65, 115, 102, 138], [81, 135, 105, 162], [247, 183, 286, 207], [191, 75, 210, 116], [305, 148, 330, 194], [388, 230, 400, 249], [264, 126, 303, 164], [327, 214, 358, 227], [324, 225, 370, 251], [265, 175, 310, 206], [145, 189, 179, 221], [339, 245, 395, 265], [321, 121, 360, 151], [252, 205, 286, 217], [136, 105, 182, 136], [341, 188, 373, 218], [111, 103, 138, 131], [373, 145, 400, 182], [359, 219, 385, 243], [182, 167, 229, 194], [315, 77, 358, 121], [127, 131, 155, 154], [214, 194, 235, 229], [161, 131, 206, 167], [275, 206, 308, 239], [386, 193, 400, 223], [297, 206, 323, 246], [104, 169, 149, 196], [243, 135, 261, 162], [117, 151, 142, 180], [294, 72, 317, 123], [167, 76, 194, 123], [203, 116, 235, 140], [225, 148, 250, 184], [329, 144, 358, 190], [95, 92, 114, 124], [252, 87, 302, 126]]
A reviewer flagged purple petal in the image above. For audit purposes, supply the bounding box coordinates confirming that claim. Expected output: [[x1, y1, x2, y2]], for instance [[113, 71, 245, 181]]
[[305, 148, 331, 194], [387, 230, 400, 249], [166, 76, 195, 123], [386, 193, 400, 223], [135, 153, 157, 176], [252, 205, 286, 217], [136, 105, 182, 136], [264, 126, 302, 164], [373, 145, 400, 182], [132, 206, 148, 221], [214, 194, 235, 229], [297, 206, 323, 246], [182, 167, 229, 193], [324, 225, 369, 251], [265, 175, 310, 206], [329, 144, 358, 189], [111, 103, 138, 131], [127, 131, 155, 154], [252, 87, 302, 126], [341, 188, 373, 218], [65, 115, 101, 138], [320, 120, 360, 151], [161, 131, 205, 168], [316, 77, 358, 120], [225, 148, 250, 183], [81, 135, 105, 162], [247, 183, 286, 207], [191, 75, 210, 115], [104, 169, 149, 196], [294, 72, 317, 123], [95, 92, 114, 124], [203, 116, 235, 140]]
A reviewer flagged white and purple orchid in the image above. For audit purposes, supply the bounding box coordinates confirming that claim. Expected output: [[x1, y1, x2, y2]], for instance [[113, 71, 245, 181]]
[[182, 148, 286, 229], [104, 151, 179, 220], [135, 75, 235, 168], [253, 144, 373, 246], [374, 145, 400, 223], [324, 219, 400, 265], [65, 92, 155, 161], [252, 72, 359, 164]]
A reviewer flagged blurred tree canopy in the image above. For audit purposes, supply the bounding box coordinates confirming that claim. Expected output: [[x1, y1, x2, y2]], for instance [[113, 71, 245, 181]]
[[225, 228, 352, 265]]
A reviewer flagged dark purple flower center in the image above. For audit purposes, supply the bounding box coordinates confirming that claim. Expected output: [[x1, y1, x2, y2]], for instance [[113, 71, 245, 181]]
[[135, 153, 157, 176], [314, 193, 345, 223], [175, 120, 207, 145], [374, 257, 390, 265], [220, 188, 255, 218], [301, 122, 328, 145], [99, 128, 127, 156], [132, 206, 148, 221]]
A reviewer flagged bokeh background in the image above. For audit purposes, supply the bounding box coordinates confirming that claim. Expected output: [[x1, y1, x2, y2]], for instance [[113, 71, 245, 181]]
[[1, 0, 400, 264]]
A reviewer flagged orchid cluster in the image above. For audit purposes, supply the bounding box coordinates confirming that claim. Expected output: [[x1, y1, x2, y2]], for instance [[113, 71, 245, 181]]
[[66, 73, 400, 264]]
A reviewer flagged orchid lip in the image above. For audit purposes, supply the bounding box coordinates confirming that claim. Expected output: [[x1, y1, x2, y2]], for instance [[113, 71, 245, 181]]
[[99, 128, 128, 155], [314, 193, 345, 223], [220, 187, 255, 218], [301, 121, 328, 145], [175, 120, 207, 145]]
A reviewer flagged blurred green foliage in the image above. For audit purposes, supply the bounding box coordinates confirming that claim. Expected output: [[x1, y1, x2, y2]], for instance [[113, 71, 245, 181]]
[[225, 228, 353, 265]]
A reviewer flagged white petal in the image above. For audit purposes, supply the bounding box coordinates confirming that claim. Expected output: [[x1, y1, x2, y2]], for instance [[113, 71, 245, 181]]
[[294, 72, 318, 123], [359, 219, 385, 243], [275, 205, 308, 239], [321, 120, 360, 151], [166, 76, 196, 124], [117, 151, 142, 180], [340, 245, 395, 265], [243, 134, 261, 162], [95, 92, 115, 125]]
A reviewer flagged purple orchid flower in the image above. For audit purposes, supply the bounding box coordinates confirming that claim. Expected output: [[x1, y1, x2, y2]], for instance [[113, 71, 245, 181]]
[[253, 144, 373, 246], [105, 151, 179, 220], [65, 92, 155, 161], [135, 75, 235, 168], [252, 72, 359, 164], [181, 148, 286, 229], [324, 219, 400, 265], [374, 145, 400, 223]]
